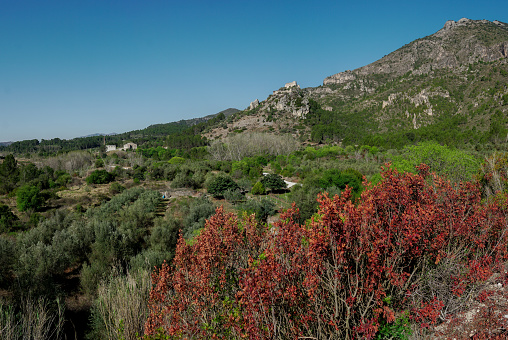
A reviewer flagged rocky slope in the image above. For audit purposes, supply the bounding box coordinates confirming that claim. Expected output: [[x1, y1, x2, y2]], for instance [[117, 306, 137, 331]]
[[203, 82, 310, 140], [309, 18, 508, 141], [205, 18, 508, 146], [323, 18, 508, 86]]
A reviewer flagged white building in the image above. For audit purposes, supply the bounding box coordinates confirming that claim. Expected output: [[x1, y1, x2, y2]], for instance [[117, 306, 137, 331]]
[[106, 145, 117, 152]]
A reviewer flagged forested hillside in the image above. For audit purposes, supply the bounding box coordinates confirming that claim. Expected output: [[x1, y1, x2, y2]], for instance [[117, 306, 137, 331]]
[[0, 109, 237, 156]]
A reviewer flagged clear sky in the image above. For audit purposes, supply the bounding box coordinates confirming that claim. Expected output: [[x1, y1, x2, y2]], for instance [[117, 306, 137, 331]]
[[1, 0, 507, 142]]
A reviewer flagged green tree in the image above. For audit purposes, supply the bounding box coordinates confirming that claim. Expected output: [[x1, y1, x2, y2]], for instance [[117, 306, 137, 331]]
[[207, 176, 239, 198], [19, 163, 39, 185], [0, 204, 19, 233], [251, 181, 266, 195], [0, 154, 19, 194], [261, 173, 287, 192], [391, 141, 481, 183], [319, 169, 362, 193], [16, 184, 44, 212], [86, 169, 115, 184], [168, 156, 185, 165]]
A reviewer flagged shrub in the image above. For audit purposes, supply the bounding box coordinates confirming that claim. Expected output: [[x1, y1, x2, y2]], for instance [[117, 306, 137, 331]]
[[239, 198, 276, 222], [88, 269, 151, 340], [168, 156, 185, 165], [391, 141, 481, 182], [146, 164, 508, 339], [0, 204, 19, 233], [479, 152, 508, 198], [223, 188, 245, 204], [251, 181, 266, 195], [290, 184, 321, 222], [207, 175, 239, 198], [237, 178, 253, 192], [16, 185, 44, 212], [149, 216, 180, 252], [145, 208, 265, 338], [170, 172, 196, 189], [109, 182, 125, 195], [0, 154, 19, 194], [0, 236, 15, 287], [86, 169, 114, 185], [318, 168, 363, 196], [181, 198, 215, 240], [55, 172, 72, 187]]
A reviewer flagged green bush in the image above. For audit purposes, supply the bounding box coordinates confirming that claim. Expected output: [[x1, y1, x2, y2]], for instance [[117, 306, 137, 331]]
[[237, 178, 253, 192], [239, 198, 276, 222], [149, 216, 181, 253], [182, 198, 215, 239], [207, 175, 239, 198], [86, 169, 114, 185], [289, 184, 321, 223], [375, 312, 412, 339], [390, 141, 481, 182], [319, 169, 362, 193], [0, 154, 19, 194], [261, 173, 287, 192], [16, 185, 44, 212], [251, 181, 266, 195], [55, 172, 72, 187], [109, 182, 125, 195], [0, 236, 15, 287], [168, 156, 185, 165], [0, 204, 19, 233], [223, 188, 245, 204], [170, 172, 196, 189], [232, 158, 263, 179]]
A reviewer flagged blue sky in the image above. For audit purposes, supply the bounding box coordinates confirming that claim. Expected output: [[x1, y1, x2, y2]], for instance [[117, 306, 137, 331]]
[[1, 0, 507, 142]]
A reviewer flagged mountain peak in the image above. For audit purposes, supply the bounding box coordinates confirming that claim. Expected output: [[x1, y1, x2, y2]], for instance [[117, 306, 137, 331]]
[[439, 18, 508, 33], [323, 18, 508, 86], [442, 18, 471, 31]]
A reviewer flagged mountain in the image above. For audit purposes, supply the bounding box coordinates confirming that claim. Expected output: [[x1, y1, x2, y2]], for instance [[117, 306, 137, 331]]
[[206, 18, 508, 148], [78, 133, 117, 138], [152, 108, 239, 129], [308, 18, 508, 145]]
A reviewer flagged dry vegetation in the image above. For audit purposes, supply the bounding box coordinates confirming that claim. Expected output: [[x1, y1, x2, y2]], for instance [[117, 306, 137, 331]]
[[208, 133, 299, 161]]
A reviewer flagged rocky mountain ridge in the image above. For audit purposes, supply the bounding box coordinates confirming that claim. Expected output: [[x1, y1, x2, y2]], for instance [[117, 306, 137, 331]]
[[322, 18, 508, 87], [205, 18, 508, 147]]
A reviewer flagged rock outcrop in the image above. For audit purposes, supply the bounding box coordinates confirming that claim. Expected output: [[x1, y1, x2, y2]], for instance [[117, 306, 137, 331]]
[[249, 99, 260, 110], [285, 81, 299, 88], [244, 82, 311, 118]]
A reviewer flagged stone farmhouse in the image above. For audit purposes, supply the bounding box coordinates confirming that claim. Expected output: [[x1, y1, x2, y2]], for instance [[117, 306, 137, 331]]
[[105, 142, 138, 152]]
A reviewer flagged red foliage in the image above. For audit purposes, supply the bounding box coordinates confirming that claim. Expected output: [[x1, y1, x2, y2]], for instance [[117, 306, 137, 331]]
[[145, 207, 266, 338], [145, 165, 508, 339]]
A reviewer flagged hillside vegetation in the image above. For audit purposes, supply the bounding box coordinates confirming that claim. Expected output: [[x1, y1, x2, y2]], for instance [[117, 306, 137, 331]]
[[2, 18, 508, 340]]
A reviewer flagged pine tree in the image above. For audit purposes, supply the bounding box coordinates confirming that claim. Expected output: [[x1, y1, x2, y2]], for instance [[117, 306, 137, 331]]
[[0, 154, 19, 194]]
